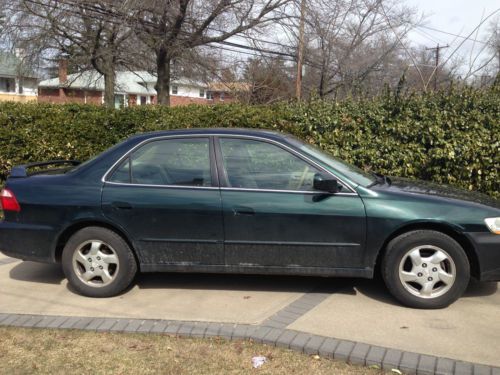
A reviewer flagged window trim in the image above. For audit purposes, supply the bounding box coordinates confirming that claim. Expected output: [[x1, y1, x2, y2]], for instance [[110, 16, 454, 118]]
[[104, 136, 217, 189], [102, 134, 357, 195]]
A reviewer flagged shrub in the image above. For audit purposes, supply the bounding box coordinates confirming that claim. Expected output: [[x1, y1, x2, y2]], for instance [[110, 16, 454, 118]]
[[0, 86, 498, 198]]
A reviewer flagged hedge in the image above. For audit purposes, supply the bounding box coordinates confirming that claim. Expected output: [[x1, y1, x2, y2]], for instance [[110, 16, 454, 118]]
[[0, 86, 499, 198]]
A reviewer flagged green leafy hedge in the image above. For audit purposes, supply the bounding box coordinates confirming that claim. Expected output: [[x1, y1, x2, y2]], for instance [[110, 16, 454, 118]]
[[0, 86, 499, 198]]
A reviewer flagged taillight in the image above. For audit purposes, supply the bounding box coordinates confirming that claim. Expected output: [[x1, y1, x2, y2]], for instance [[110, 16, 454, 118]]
[[0, 188, 21, 212]]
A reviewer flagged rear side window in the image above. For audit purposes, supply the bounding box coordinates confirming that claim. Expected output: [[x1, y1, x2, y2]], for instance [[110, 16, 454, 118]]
[[109, 138, 212, 187]]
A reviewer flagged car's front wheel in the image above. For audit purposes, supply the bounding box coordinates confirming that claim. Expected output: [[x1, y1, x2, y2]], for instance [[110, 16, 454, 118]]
[[382, 230, 470, 309], [62, 227, 137, 297]]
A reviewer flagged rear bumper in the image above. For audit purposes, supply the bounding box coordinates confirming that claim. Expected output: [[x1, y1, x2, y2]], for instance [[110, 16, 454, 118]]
[[466, 232, 500, 282], [0, 221, 57, 263]]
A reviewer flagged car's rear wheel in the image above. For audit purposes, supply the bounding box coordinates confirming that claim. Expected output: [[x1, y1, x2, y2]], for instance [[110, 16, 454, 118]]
[[382, 230, 470, 309], [62, 227, 137, 297]]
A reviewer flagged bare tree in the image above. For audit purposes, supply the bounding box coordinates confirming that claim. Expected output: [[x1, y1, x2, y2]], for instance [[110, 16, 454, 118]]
[[465, 17, 500, 86], [302, 0, 418, 99], [8, 0, 136, 107], [132, 0, 292, 105], [242, 56, 294, 103]]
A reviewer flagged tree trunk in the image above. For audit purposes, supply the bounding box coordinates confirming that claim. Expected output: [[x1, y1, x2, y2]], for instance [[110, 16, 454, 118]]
[[155, 47, 171, 106], [103, 72, 116, 108], [319, 66, 326, 98], [318, 39, 326, 98]]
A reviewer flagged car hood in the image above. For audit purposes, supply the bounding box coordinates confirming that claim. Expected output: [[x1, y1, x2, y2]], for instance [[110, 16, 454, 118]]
[[377, 177, 500, 210]]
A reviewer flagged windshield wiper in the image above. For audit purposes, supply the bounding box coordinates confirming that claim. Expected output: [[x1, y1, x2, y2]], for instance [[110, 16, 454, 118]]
[[367, 172, 391, 188]]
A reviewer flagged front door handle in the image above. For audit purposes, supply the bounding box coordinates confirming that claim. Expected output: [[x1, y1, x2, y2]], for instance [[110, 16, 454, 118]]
[[111, 201, 133, 210], [233, 206, 255, 216]]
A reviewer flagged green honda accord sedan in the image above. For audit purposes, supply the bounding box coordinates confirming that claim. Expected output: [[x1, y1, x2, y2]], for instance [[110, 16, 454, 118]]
[[0, 128, 499, 309]]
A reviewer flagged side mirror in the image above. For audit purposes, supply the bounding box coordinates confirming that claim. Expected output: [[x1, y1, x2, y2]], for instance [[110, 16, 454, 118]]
[[313, 173, 340, 193]]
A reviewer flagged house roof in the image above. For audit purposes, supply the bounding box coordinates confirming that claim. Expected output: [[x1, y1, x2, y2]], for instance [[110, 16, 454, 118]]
[[39, 70, 207, 95], [0, 51, 38, 78], [39, 70, 156, 95]]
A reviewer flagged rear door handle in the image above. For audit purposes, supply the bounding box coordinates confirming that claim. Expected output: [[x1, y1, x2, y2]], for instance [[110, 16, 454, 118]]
[[233, 206, 255, 216], [111, 201, 133, 210]]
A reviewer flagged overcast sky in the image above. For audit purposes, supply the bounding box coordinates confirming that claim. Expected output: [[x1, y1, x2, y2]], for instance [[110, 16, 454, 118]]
[[405, 0, 499, 71]]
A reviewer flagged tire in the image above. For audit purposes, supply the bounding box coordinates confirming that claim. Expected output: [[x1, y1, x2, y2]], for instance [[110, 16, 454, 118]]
[[382, 230, 470, 309], [62, 226, 137, 297]]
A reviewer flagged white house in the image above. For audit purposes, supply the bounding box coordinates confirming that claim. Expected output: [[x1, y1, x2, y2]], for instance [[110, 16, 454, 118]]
[[0, 51, 38, 103]]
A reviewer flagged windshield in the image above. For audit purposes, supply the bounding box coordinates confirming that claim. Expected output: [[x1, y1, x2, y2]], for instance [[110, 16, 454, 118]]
[[286, 136, 376, 187]]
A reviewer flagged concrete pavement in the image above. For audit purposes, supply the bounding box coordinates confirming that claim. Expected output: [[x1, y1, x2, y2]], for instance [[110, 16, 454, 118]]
[[1, 252, 499, 372], [289, 277, 500, 367], [0, 259, 311, 324]]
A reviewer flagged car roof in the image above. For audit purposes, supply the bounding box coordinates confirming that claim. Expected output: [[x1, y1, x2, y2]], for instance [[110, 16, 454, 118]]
[[128, 128, 289, 142]]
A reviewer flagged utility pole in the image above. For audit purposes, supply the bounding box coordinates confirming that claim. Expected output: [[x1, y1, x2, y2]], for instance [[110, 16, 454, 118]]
[[426, 44, 449, 90], [296, 0, 306, 100]]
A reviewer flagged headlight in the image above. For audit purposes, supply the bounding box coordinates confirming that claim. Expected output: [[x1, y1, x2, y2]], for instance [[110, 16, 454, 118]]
[[484, 217, 500, 234]]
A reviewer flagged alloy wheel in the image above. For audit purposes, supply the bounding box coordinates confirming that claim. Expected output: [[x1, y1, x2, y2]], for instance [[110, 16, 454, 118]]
[[398, 245, 456, 299], [72, 240, 120, 288]]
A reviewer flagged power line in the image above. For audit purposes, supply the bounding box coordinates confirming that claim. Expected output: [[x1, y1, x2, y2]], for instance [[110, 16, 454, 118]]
[[204, 43, 296, 62], [209, 27, 296, 49], [213, 40, 296, 58], [413, 28, 447, 46], [416, 25, 490, 45]]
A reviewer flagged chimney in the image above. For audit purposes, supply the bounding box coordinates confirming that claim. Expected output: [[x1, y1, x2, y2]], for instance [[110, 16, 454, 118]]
[[58, 59, 68, 84]]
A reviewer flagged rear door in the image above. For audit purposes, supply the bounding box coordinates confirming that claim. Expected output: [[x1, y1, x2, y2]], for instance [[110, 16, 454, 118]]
[[215, 136, 367, 270], [101, 136, 224, 267]]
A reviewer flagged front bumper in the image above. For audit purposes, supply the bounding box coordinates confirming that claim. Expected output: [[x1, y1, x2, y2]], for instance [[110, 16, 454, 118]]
[[466, 232, 500, 281], [0, 221, 57, 263]]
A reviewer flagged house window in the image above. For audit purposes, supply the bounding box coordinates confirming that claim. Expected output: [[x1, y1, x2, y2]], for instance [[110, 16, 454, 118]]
[[206, 91, 214, 100], [171, 85, 178, 95], [140, 96, 147, 105], [199, 88, 205, 98], [0, 77, 16, 93], [220, 92, 225, 101], [114, 94, 126, 109]]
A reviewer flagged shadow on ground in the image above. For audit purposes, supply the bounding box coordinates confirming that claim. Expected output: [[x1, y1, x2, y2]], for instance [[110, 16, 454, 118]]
[[8, 261, 498, 304]]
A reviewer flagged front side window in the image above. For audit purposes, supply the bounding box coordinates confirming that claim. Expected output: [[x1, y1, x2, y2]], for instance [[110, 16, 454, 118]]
[[109, 138, 212, 187], [171, 85, 178, 95], [286, 136, 375, 187], [199, 88, 205, 98], [219, 138, 321, 191]]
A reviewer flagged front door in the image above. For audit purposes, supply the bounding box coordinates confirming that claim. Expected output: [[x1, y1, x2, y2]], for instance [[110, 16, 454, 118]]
[[102, 136, 224, 267], [216, 137, 367, 270]]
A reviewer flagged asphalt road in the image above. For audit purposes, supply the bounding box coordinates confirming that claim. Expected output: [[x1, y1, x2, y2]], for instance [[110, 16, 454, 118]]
[[1, 252, 499, 367]]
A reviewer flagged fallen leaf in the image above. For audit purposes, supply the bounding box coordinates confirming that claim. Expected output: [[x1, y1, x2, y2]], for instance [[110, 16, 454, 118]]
[[391, 369, 402, 374], [312, 355, 320, 360]]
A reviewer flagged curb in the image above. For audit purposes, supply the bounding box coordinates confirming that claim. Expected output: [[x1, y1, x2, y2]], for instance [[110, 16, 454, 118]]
[[0, 313, 498, 375]]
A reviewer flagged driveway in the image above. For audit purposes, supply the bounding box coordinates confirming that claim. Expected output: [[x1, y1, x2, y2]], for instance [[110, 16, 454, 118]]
[[1, 252, 499, 367]]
